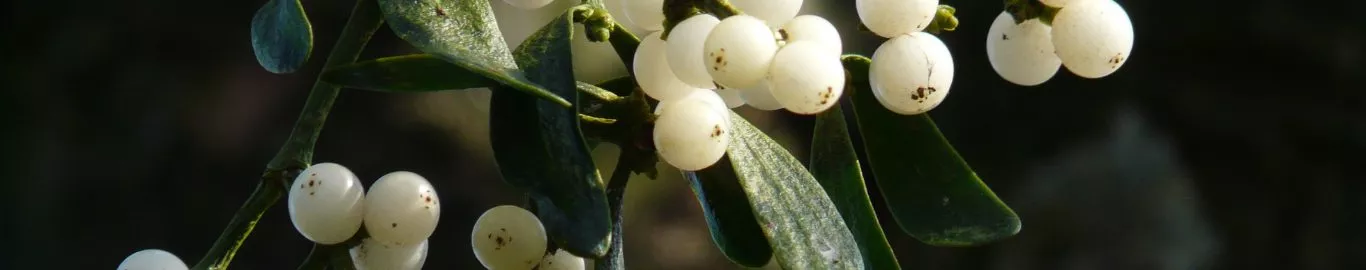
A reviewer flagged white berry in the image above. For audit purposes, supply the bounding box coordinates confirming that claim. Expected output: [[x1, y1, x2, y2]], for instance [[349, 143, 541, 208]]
[[986, 11, 1061, 86], [779, 15, 842, 57], [666, 14, 721, 89], [856, 0, 938, 38], [654, 95, 730, 171], [363, 171, 440, 246], [769, 41, 846, 115], [730, 0, 803, 28], [655, 88, 731, 124], [472, 205, 547, 270], [716, 88, 746, 109], [1051, 0, 1134, 79], [739, 79, 783, 111], [118, 249, 187, 270], [1039, 0, 1075, 8], [351, 238, 429, 270], [704, 15, 778, 89], [870, 32, 955, 115], [635, 31, 695, 101], [624, 0, 664, 31], [536, 249, 586, 270], [500, 0, 554, 10], [287, 162, 365, 244]]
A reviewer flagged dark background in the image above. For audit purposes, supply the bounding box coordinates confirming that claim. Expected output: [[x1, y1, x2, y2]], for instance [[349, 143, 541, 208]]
[[4, 0, 1364, 269]]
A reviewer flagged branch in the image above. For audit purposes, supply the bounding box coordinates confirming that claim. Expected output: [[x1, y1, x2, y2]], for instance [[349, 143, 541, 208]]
[[594, 149, 636, 270], [192, 0, 383, 269]]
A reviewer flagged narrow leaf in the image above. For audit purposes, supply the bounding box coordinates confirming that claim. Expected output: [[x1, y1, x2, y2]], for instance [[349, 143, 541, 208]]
[[320, 54, 496, 92], [378, 0, 570, 106], [841, 55, 1021, 246], [683, 162, 773, 267], [490, 13, 611, 257], [723, 113, 864, 269], [251, 0, 313, 74], [811, 105, 901, 269]]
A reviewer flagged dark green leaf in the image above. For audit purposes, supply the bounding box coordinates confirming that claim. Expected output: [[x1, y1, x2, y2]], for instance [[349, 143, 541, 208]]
[[683, 160, 773, 267], [378, 0, 570, 106], [251, 0, 313, 74], [490, 13, 610, 257], [811, 105, 901, 269], [320, 54, 496, 92], [841, 55, 1021, 246], [722, 113, 863, 269]]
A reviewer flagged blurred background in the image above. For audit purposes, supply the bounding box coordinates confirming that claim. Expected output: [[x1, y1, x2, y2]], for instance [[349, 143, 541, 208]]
[[3, 0, 1365, 269]]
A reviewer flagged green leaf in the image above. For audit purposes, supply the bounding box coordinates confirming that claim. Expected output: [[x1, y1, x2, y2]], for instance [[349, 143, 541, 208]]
[[490, 13, 610, 257], [810, 105, 901, 269], [251, 0, 313, 74], [683, 161, 774, 267], [320, 54, 496, 92], [721, 113, 864, 269], [378, 0, 570, 107], [841, 55, 1021, 246]]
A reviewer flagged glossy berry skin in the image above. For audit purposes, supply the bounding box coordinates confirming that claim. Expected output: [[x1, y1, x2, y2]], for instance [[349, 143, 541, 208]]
[[769, 41, 846, 115], [704, 15, 779, 89], [666, 14, 722, 89], [856, 0, 939, 38], [730, 0, 803, 28], [117, 249, 187, 270], [986, 11, 1061, 86], [1051, 0, 1134, 79], [870, 32, 955, 115], [624, 0, 665, 31], [471, 205, 547, 270], [779, 15, 843, 57], [635, 31, 695, 101], [288, 162, 365, 244], [654, 95, 730, 171], [350, 238, 429, 270], [363, 171, 440, 246], [739, 79, 783, 111]]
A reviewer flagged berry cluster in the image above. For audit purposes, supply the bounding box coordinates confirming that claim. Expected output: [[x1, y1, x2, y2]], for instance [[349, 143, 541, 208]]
[[987, 0, 1134, 85], [471, 205, 585, 270], [625, 0, 846, 171], [292, 163, 440, 270]]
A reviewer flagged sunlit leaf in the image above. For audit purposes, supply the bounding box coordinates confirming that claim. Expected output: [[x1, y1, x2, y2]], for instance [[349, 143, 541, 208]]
[[811, 105, 901, 268]]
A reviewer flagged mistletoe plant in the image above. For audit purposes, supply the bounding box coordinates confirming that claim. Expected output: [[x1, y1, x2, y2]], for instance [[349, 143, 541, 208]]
[[116, 0, 1134, 269]]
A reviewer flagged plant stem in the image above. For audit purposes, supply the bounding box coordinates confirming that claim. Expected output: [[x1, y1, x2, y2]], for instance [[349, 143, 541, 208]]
[[594, 152, 635, 270], [193, 0, 383, 269], [606, 24, 640, 73]]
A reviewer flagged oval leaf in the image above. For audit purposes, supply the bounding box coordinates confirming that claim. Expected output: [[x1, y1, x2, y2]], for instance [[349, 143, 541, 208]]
[[321, 54, 496, 92], [683, 162, 774, 267], [722, 112, 864, 269], [251, 0, 313, 74], [378, 0, 570, 106], [811, 105, 901, 269], [841, 55, 1021, 246], [490, 13, 611, 257]]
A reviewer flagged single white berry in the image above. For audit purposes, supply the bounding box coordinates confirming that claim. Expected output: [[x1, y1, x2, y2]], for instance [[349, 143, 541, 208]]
[[730, 0, 803, 28], [856, 0, 938, 38], [704, 15, 778, 89], [536, 249, 586, 270], [739, 79, 783, 111], [986, 11, 1061, 86], [666, 14, 721, 89], [1039, 0, 1075, 8], [500, 0, 555, 10], [1051, 0, 1134, 79], [363, 171, 440, 246], [351, 238, 429, 270], [471, 205, 547, 270], [779, 15, 842, 57], [715, 88, 745, 109], [655, 88, 731, 124], [118, 249, 187, 270], [287, 162, 365, 244], [870, 32, 955, 115], [769, 41, 846, 115], [635, 31, 695, 101], [624, 0, 664, 31], [654, 96, 730, 171]]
